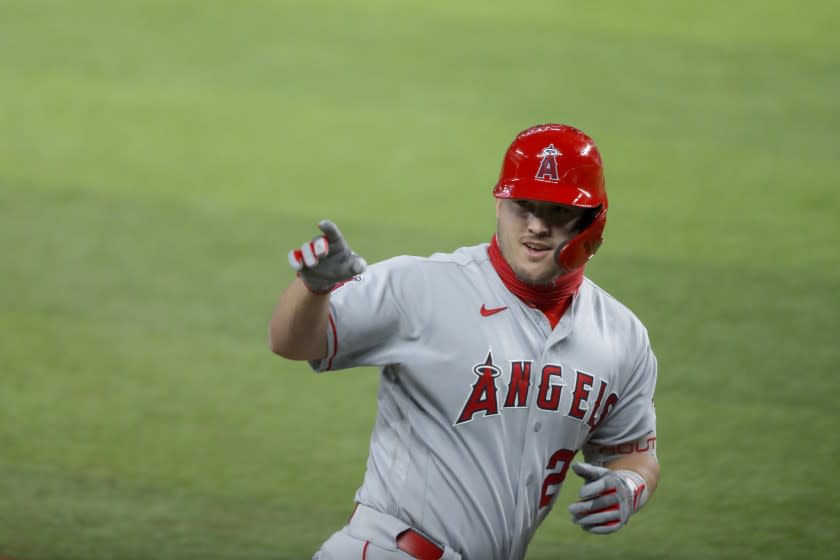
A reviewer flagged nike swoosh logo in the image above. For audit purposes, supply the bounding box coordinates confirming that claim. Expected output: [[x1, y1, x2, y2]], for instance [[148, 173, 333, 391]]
[[480, 304, 508, 317]]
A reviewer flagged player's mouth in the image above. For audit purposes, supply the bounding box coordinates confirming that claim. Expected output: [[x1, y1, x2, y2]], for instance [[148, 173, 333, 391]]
[[522, 241, 552, 259]]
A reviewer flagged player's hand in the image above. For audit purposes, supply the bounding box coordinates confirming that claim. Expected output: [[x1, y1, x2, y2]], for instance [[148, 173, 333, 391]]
[[568, 463, 648, 535], [288, 219, 367, 294]]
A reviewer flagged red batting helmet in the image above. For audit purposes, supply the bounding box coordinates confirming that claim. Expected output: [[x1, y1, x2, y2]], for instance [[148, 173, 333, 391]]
[[493, 123, 608, 271]]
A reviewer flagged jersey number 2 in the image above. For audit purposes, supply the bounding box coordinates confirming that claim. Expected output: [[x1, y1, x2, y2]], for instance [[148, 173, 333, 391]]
[[539, 448, 575, 509]]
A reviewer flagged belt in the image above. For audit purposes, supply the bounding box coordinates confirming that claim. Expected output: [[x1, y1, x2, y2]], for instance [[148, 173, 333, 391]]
[[396, 528, 444, 560], [349, 504, 444, 560]]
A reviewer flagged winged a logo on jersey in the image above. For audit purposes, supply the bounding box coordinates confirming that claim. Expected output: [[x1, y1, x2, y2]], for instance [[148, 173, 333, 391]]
[[455, 351, 502, 424], [535, 144, 561, 181]]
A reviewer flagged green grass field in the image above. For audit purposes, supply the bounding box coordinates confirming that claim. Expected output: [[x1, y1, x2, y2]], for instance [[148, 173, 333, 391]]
[[1, 1, 838, 558]]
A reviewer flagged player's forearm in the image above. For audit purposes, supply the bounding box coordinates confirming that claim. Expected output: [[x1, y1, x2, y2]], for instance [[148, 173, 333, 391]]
[[268, 277, 330, 360], [605, 452, 660, 496]]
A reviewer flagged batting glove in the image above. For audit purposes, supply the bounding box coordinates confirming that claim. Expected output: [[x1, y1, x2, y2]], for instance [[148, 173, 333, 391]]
[[568, 462, 649, 535], [288, 220, 367, 294]]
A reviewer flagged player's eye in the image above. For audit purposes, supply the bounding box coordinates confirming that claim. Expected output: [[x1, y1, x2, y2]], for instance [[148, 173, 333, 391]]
[[515, 200, 533, 213], [552, 206, 584, 223]]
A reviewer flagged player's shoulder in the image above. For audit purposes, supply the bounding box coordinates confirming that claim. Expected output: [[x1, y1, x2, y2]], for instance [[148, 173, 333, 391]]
[[580, 277, 651, 338], [358, 244, 487, 292], [374, 243, 489, 271], [427, 243, 490, 267]]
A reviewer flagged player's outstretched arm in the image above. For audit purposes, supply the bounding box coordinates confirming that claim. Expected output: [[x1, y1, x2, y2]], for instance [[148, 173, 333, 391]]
[[568, 452, 659, 535], [268, 220, 367, 361], [269, 278, 331, 360]]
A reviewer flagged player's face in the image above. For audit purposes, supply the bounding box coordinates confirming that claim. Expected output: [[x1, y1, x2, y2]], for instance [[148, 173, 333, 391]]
[[496, 199, 586, 285]]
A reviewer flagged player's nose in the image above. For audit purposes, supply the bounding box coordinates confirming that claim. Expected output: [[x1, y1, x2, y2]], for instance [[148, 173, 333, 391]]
[[526, 212, 550, 235]]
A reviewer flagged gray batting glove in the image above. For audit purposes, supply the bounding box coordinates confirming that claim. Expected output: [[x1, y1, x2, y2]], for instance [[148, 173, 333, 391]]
[[288, 219, 367, 294], [568, 463, 648, 535]]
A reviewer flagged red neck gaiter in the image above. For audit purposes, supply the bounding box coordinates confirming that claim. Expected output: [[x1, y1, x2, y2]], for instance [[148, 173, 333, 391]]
[[488, 235, 584, 328]]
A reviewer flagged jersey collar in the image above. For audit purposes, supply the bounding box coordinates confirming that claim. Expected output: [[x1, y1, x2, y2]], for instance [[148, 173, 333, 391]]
[[488, 235, 584, 327]]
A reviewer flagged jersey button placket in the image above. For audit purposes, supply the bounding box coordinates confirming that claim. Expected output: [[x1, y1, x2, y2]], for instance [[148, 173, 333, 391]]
[[512, 349, 546, 527], [532, 306, 552, 337]]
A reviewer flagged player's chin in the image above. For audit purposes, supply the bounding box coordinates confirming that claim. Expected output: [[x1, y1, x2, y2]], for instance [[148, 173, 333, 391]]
[[514, 262, 557, 286]]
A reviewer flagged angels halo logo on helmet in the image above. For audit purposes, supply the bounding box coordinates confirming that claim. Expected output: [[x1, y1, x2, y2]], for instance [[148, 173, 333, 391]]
[[535, 144, 561, 181], [493, 123, 608, 272]]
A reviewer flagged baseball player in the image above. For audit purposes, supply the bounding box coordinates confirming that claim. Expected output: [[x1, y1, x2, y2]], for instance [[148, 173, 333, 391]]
[[269, 124, 660, 560]]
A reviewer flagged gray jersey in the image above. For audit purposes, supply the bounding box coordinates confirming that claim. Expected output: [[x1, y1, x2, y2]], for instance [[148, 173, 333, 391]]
[[310, 243, 657, 560]]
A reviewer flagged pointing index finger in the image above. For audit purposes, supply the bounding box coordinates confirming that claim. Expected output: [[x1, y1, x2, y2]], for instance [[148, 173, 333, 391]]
[[318, 219, 344, 244]]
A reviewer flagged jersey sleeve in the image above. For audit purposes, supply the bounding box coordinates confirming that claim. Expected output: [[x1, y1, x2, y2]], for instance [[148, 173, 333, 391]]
[[309, 256, 425, 372], [583, 324, 657, 459]]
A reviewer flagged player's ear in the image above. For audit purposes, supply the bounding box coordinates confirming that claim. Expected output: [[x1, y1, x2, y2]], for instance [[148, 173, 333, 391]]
[[495, 198, 502, 218]]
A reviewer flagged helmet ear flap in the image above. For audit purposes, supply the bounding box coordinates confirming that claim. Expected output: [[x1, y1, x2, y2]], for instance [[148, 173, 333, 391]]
[[554, 206, 606, 272]]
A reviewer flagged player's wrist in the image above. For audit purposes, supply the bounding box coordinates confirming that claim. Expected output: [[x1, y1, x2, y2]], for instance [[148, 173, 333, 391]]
[[297, 272, 335, 295], [613, 469, 649, 513]]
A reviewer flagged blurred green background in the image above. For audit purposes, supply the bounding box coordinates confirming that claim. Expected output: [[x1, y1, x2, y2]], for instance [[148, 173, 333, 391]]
[[1, 1, 838, 558]]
